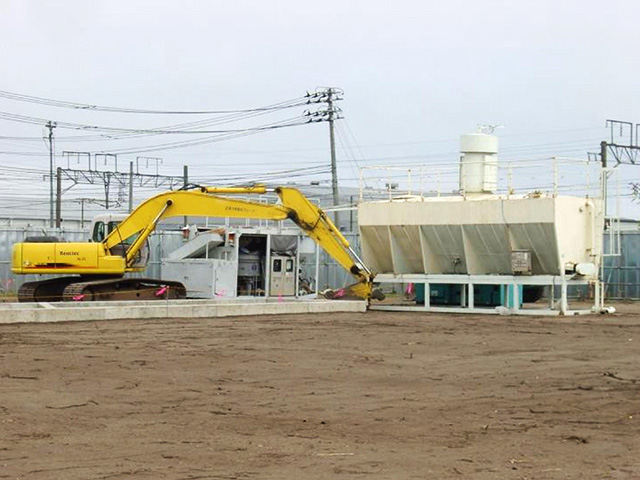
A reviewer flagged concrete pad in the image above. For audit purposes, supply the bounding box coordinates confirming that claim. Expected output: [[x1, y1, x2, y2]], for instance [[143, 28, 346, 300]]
[[0, 299, 367, 325]]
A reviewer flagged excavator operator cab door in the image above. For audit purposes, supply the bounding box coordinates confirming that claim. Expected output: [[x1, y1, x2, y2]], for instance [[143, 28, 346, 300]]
[[90, 214, 150, 269]]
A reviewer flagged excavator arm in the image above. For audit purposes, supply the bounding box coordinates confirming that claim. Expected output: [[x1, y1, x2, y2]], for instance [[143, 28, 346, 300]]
[[103, 189, 290, 265]]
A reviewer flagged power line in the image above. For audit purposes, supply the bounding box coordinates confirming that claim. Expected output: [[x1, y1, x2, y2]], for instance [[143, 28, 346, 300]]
[[0, 139, 600, 165], [0, 93, 334, 156], [0, 98, 312, 144], [0, 109, 311, 135], [0, 89, 312, 115], [100, 118, 315, 155]]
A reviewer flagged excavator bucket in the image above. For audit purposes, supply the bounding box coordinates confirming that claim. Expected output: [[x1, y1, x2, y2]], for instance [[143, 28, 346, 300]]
[[321, 282, 385, 301]]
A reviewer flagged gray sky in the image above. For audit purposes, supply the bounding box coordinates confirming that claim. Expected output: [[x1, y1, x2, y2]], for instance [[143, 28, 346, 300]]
[[1, 0, 639, 218]]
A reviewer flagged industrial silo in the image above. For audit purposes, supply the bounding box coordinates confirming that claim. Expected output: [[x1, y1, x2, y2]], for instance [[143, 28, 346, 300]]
[[358, 132, 606, 315]]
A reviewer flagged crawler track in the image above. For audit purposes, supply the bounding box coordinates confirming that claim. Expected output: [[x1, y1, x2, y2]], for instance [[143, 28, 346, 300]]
[[18, 277, 79, 303], [62, 277, 187, 302], [18, 277, 187, 302]]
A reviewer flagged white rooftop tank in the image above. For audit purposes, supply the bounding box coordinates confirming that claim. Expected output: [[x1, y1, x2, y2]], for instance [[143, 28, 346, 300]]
[[459, 133, 498, 194]]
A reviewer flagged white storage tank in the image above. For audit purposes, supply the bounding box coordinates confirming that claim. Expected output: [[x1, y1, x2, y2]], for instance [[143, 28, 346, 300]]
[[358, 194, 603, 279], [459, 133, 498, 194]]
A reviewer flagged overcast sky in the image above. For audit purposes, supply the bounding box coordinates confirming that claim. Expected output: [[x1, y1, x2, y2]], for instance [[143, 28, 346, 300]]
[[1, 0, 639, 218]]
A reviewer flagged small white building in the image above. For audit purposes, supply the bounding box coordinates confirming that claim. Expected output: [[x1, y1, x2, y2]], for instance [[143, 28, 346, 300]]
[[161, 225, 316, 299]]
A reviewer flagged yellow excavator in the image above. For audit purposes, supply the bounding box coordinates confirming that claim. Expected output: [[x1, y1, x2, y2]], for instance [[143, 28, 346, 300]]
[[12, 185, 379, 303]]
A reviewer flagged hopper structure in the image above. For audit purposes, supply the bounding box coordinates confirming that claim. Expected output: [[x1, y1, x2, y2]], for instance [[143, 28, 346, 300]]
[[358, 133, 609, 315]]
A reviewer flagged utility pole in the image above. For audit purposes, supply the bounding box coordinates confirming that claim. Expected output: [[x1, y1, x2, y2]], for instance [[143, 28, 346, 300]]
[[600, 141, 608, 226], [349, 195, 354, 233], [46, 121, 57, 228], [55, 167, 62, 228], [326, 88, 340, 229], [600, 141, 608, 169], [306, 87, 344, 227], [183, 165, 189, 228], [104, 173, 110, 210], [74, 198, 93, 229], [128, 161, 134, 212]]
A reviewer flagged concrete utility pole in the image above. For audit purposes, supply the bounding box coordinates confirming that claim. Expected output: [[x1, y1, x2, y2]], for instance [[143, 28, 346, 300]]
[[183, 165, 189, 227], [55, 167, 62, 228], [46, 121, 57, 228], [80, 198, 85, 228], [128, 161, 134, 212], [600, 141, 608, 168], [327, 89, 340, 229]]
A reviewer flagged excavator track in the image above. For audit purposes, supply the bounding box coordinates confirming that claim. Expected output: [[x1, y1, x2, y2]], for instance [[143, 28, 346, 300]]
[[62, 277, 187, 302], [18, 276, 80, 303]]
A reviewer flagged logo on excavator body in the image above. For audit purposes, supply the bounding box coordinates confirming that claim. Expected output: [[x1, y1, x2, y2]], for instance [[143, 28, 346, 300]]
[[225, 206, 250, 213], [59, 251, 80, 256]]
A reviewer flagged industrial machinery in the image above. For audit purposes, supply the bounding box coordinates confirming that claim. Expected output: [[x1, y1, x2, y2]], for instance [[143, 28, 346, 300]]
[[160, 226, 304, 299], [12, 186, 376, 302], [358, 132, 607, 315]]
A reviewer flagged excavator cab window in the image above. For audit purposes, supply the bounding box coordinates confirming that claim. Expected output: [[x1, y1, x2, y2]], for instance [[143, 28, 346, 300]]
[[92, 220, 135, 245], [92, 221, 106, 243]]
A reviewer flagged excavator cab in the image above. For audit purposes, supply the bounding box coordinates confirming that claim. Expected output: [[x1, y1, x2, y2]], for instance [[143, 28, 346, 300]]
[[90, 213, 128, 242], [90, 214, 149, 269]]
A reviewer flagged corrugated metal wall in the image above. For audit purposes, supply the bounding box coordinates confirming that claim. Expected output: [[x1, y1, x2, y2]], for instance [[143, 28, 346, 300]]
[[603, 232, 640, 299]]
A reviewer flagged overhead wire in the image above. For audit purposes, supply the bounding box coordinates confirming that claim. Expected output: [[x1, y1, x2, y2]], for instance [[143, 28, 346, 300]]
[[0, 89, 617, 216], [102, 117, 318, 155], [334, 121, 363, 188], [0, 89, 311, 115], [0, 105, 310, 135], [0, 94, 321, 156], [0, 100, 307, 143]]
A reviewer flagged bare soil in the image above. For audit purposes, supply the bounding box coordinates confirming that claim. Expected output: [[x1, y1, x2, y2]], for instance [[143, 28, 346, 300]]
[[1, 304, 639, 479]]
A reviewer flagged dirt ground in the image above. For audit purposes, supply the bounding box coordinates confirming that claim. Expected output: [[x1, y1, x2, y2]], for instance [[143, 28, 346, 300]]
[[1, 304, 639, 479]]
